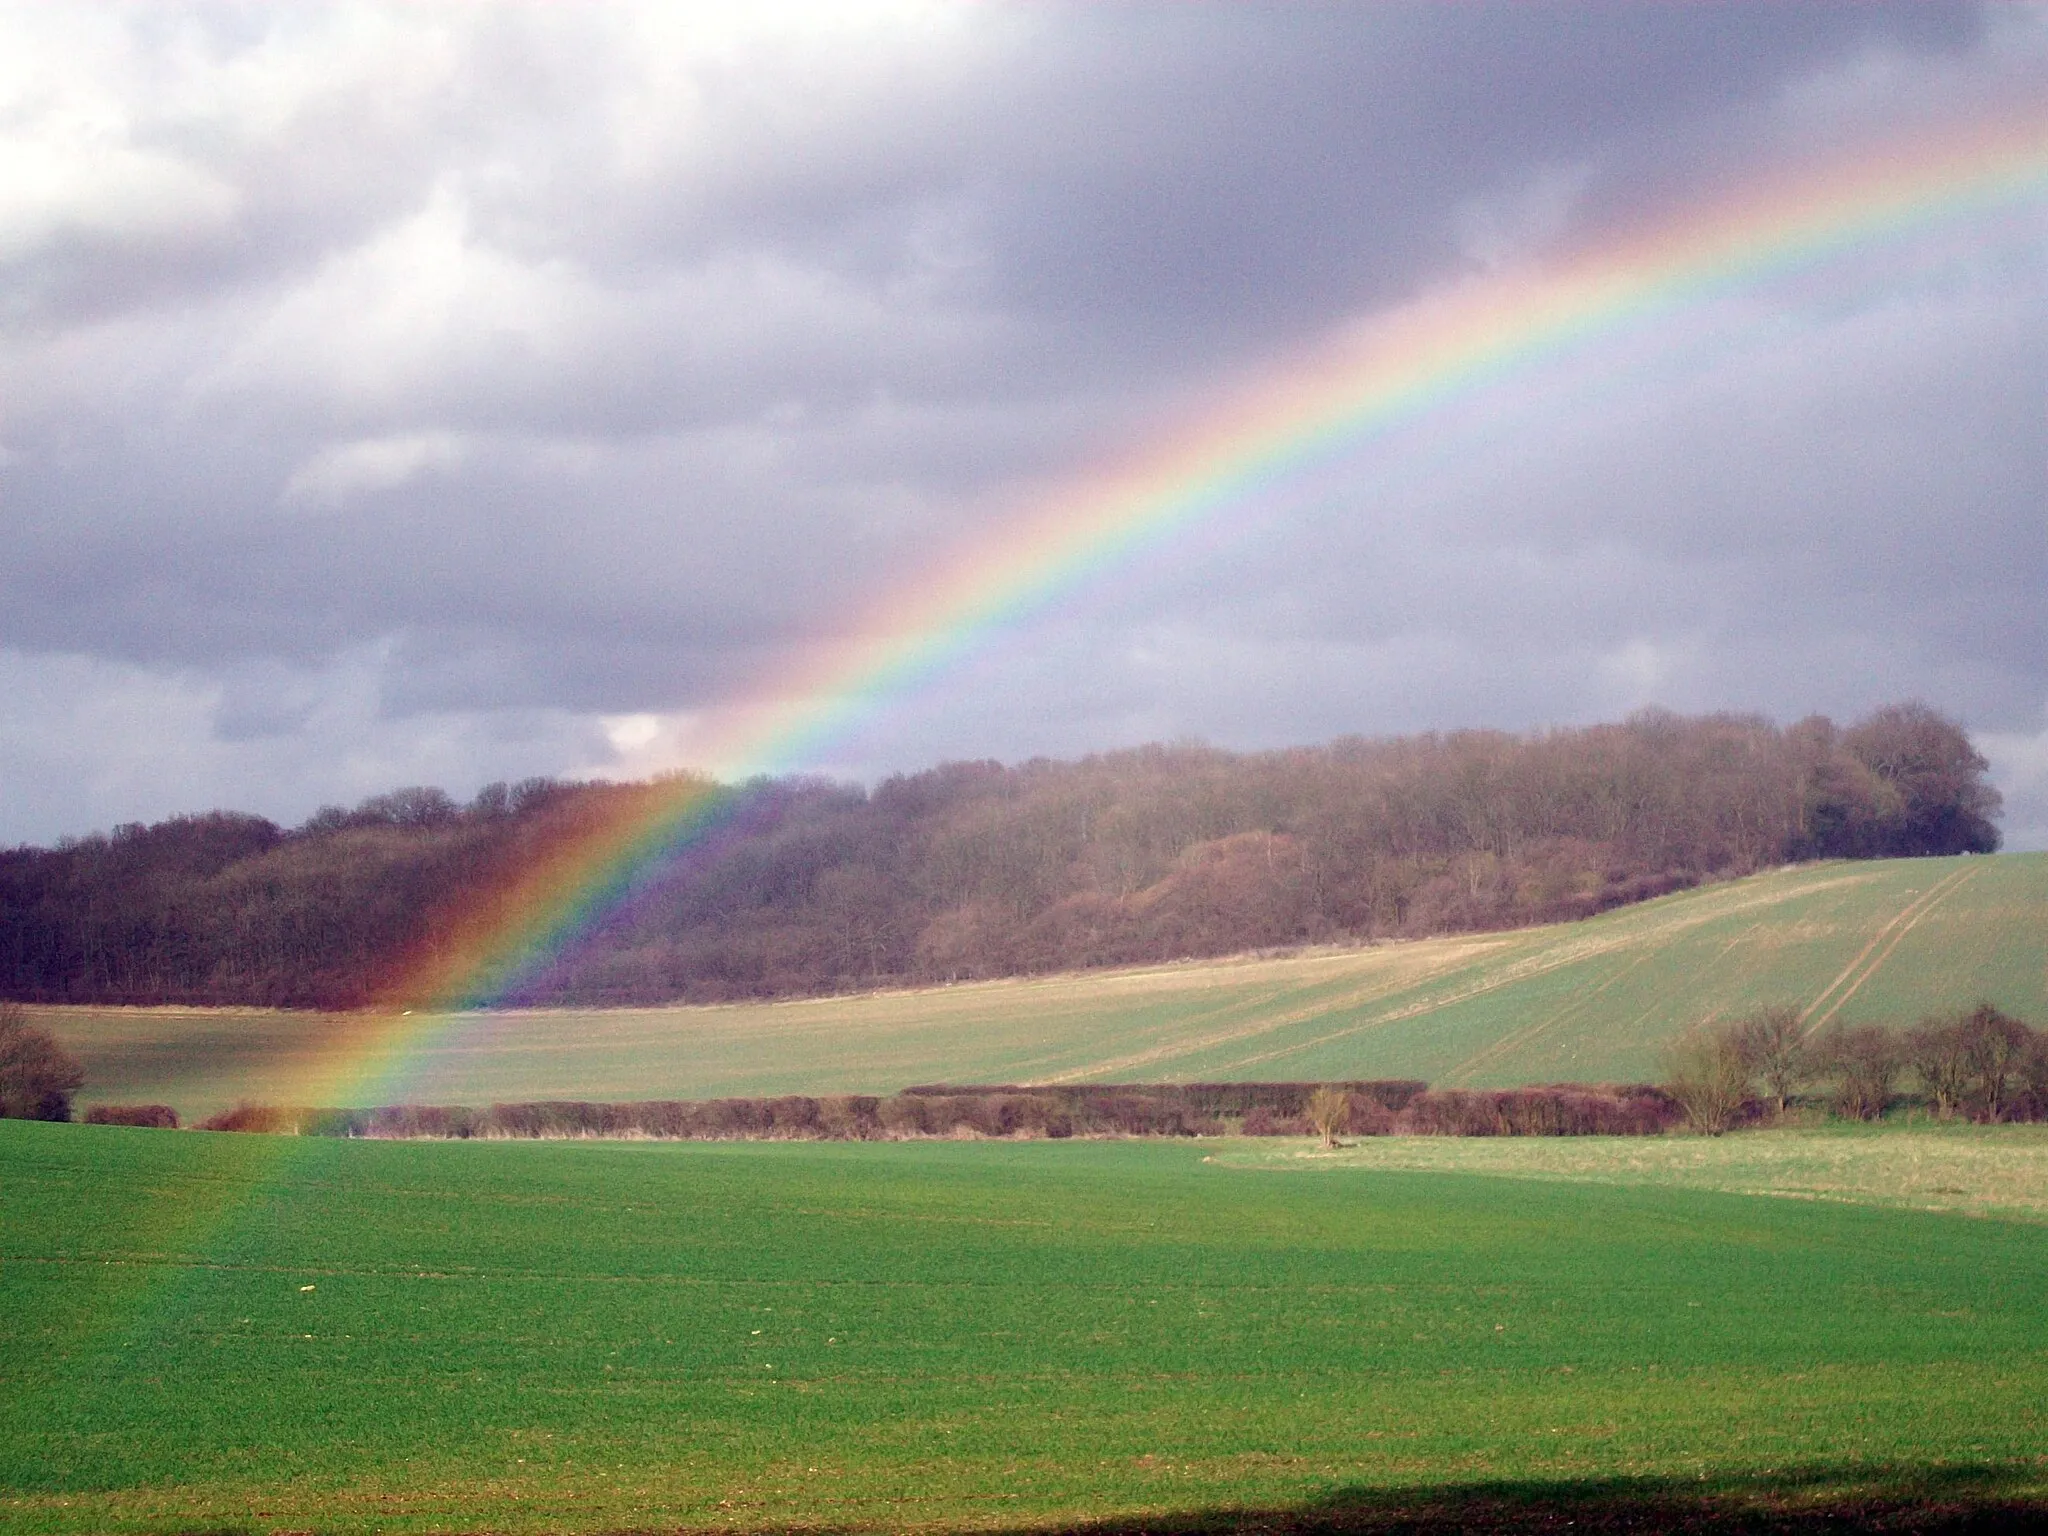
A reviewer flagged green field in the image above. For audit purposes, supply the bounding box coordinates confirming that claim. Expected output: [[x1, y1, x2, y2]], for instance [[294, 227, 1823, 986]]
[[41, 853, 2048, 1118], [5, 1120, 2048, 1533]]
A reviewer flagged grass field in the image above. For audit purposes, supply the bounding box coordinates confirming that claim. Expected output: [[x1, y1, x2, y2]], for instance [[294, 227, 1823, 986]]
[[6, 1120, 2048, 1533], [1225, 1121, 2048, 1224], [40, 852, 2048, 1119]]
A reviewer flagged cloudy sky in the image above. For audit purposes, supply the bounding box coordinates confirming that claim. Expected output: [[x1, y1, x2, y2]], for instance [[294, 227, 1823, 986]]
[[2, 2, 2044, 849]]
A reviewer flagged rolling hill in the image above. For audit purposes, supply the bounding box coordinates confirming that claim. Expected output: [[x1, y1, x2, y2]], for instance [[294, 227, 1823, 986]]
[[44, 851, 2048, 1117]]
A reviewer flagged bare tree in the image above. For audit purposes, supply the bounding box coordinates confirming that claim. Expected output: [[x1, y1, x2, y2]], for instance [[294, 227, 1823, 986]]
[[1959, 1003, 2031, 1123], [0, 1003, 84, 1121], [1306, 1086, 1350, 1148], [1662, 1023, 1752, 1135], [1817, 1024, 1901, 1122], [1905, 1014, 1972, 1120], [1733, 1005, 1808, 1115]]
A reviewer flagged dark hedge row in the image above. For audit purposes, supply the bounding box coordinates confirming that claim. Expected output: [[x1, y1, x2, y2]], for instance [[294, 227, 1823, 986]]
[[186, 1080, 1677, 1140], [82, 1103, 179, 1128]]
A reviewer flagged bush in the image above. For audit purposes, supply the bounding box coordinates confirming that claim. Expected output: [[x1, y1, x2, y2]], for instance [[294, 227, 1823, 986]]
[[1734, 1005, 1810, 1114], [83, 1104, 179, 1129], [1661, 1024, 1753, 1134], [819, 1095, 883, 1140], [1239, 1105, 1310, 1136], [1906, 1014, 1973, 1120], [878, 1093, 934, 1137], [1958, 1003, 2032, 1123], [1816, 1024, 1901, 1121], [1494, 1085, 1679, 1136], [1306, 1086, 1350, 1147], [0, 1002, 84, 1121], [200, 1103, 300, 1133], [138, 1077, 1702, 1143], [1401, 1090, 1505, 1136], [1343, 1092, 1395, 1136]]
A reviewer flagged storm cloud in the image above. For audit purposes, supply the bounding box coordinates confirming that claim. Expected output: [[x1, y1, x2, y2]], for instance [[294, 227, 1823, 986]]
[[1, 2, 2043, 846]]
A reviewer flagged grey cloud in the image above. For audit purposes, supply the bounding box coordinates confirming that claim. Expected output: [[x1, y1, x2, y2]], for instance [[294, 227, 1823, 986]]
[[0, 2, 2040, 845]]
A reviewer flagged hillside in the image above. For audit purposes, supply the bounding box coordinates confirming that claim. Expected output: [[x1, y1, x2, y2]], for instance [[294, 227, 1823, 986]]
[[0, 704, 2003, 1011], [46, 851, 2046, 1117]]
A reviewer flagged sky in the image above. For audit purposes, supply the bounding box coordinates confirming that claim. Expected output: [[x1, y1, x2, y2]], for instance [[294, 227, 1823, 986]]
[[1, 2, 2044, 850]]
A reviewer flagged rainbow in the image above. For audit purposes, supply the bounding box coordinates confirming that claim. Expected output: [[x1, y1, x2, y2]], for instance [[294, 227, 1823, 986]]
[[308, 108, 2047, 1109]]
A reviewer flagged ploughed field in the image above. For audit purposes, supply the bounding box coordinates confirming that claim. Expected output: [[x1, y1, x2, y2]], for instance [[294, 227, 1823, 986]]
[[6, 1121, 2048, 1533], [43, 853, 2048, 1119]]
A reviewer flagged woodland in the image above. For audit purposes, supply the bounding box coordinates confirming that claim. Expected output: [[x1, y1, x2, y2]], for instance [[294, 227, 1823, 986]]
[[0, 702, 2001, 1010]]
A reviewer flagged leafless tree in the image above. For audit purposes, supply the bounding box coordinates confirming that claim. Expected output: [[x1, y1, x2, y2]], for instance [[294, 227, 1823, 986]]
[[1959, 1003, 2031, 1123], [1905, 1014, 1972, 1120], [1306, 1086, 1350, 1148], [1662, 1023, 1752, 1135], [0, 1002, 84, 1121], [1816, 1024, 1901, 1122], [1733, 1005, 1808, 1114]]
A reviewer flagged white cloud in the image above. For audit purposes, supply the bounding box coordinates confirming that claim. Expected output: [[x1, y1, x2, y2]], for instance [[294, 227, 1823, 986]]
[[281, 431, 466, 509], [0, 645, 613, 843], [1453, 161, 1596, 271], [1980, 709, 2048, 853]]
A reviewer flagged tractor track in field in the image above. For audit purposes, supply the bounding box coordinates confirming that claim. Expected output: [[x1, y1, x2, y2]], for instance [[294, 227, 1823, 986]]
[[1800, 864, 1979, 1036]]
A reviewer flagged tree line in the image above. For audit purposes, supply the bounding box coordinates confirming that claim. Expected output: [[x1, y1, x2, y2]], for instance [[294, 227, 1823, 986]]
[[0, 701, 2002, 1009], [1663, 1002, 2046, 1133]]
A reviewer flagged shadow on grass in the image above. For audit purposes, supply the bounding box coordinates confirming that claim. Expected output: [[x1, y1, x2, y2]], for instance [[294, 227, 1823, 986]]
[[162, 1465, 2048, 1535], [990, 1463, 2048, 1535]]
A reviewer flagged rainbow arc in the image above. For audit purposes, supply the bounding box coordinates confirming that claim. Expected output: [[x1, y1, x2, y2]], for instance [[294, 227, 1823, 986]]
[[299, 108, 2046, 1111]]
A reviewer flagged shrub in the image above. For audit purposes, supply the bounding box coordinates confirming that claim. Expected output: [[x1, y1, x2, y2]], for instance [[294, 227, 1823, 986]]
[[1394, 1086, 1678, 1138], [1401, 1090, 1506, 1137], [1906, 1014, 1973, 1120], [1342, 1092, 1395, 1136], [364, 1104, 478, 1138], [1816, 1024, 1901, 1122], [694, 1098, 771, 1138], [200, 1103, 299, 1133], [84, 1103, 179, 1129], [1239, 1106, 1309, 1136], [1305, 1086, 1350, 1147], [0, 1002, 84, 1121], [818, 1095, 883, 1140], [1661, 1023, 1752, 1134], [627, 1101, 691, 1138], [764, 1096, 823, 1137], [1504, 1086, 1677, 1136], [878, 1093, 933, 1137], [1733, 1005, 1810, 1114], [478, 1101, 638, 1137], [1958, 1003, 2032, 1123], [140, 1078, 1706, 1143]]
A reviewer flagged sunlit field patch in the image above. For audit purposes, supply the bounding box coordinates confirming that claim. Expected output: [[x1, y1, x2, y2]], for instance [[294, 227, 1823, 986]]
[[5, 1122, 2048, 1532], [1224, 1122, 2048, 1223], [36, 854, 2048, 1121]]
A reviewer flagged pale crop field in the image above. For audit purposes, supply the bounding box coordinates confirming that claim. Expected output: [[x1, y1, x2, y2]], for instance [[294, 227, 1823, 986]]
[[41, 852, 2048, 1119], [1220, 1122, 2048, 1225]]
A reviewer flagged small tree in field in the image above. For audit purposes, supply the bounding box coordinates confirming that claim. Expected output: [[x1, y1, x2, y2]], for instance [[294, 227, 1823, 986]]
[[1817, 1024, 1900, 1122], [1905, 1013, 1972, 1120], [1305, 1086, 1350, 1148], [0, 1003, 84, 1121], [1662, 1023, 1751, 1135], [1734, 1005, 1809, 1115], [1959, 1003, 2031, 1123], [2020, 1030, 2048, 1121]]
